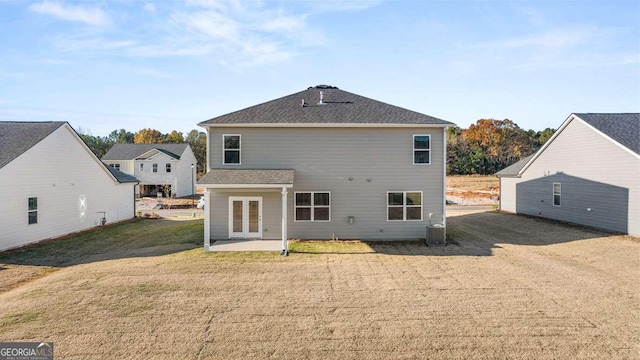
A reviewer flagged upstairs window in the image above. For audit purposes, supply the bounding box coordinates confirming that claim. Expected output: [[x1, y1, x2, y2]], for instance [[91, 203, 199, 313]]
[[553, 183, 561, 206], [166, 163, 171, 173], [295, 192, 330, 222], [153, 163, 158, 173], [388, 191, 422, 221], [28, 197, 38, 225], [413, 135, 431, 165], [139, 163, 144, 171], [223, 135, 241, 165]]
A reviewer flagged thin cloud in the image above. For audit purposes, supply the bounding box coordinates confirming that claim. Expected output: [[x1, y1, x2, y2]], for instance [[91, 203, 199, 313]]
[[29, 1, 110, 26], [143, 3, 157, 14], [259, 15, 306, 32], [481, 26, 615, 50], [515, 53, 640, 70]]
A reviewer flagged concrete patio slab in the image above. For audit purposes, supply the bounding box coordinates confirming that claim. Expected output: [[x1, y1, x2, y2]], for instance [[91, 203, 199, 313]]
[[209, 240, 282, 252]]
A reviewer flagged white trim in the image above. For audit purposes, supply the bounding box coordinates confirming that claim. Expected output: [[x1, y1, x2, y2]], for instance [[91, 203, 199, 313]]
[[294, 191, 331, 222], [228, 196, 262, 239], [517, 113, 640, 177], [204, 190, 210, 251], [574, 115, 640, 159], [386, 191, 423, 221], [202, 123, 451, 129], [413, 134, 431, 165], [65, 124, 124, 184], [281, 188, 288, 252], [198, 183, 293, 189], [222, 134, 241, 165], [553, 182, 561, 207]]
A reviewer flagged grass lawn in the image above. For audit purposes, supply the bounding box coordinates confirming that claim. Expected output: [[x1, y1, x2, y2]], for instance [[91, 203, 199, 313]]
[[0, 214, 638, 359]]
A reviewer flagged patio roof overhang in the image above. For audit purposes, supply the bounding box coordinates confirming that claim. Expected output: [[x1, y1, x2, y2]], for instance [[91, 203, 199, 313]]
[[197, 169, 294, 189]]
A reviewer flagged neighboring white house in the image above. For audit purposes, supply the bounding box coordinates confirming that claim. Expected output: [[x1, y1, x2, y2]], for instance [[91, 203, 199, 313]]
[[496, 113, 639, 236], [0, 121, 139, 252], [197, 85, 453, 253], [102, 144, 197, 198]]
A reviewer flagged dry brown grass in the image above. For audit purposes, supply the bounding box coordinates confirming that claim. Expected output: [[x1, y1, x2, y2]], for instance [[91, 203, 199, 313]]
[[447, 175, 499, 192], [0, 212, 638, 359]]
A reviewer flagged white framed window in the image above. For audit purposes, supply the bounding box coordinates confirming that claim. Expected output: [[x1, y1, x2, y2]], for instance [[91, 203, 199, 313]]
[[553, 183, 561, 207], [295, 192, 330, 222], [387, 191, 423, 221], [139, 163, 144, 171], [223, 134, 241, 165], [153, 163, 158, 173], [413, 134, 431, 165], [28, 197, 38, 225], [166, 163, 171, 173]]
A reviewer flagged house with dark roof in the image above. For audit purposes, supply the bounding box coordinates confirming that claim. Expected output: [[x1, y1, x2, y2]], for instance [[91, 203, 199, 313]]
[[102, 143, 197, 198], [0, 121, 138, 251], [496, 113, 639, 235], [197, 85, 454, 253]]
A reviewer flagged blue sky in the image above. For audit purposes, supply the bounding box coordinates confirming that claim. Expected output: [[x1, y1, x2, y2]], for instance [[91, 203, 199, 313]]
[[1, 0, 638, 136]]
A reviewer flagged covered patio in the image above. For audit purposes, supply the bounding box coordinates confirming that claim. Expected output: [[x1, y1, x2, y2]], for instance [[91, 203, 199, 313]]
[[197, 169, 295, 255]]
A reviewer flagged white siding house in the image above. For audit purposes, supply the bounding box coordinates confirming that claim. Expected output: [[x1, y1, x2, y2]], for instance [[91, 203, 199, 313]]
[[0, 122, 138, 251], [198, 85, 453, 253], [102, 144, 197, 198], [497, 113, 639, 236]]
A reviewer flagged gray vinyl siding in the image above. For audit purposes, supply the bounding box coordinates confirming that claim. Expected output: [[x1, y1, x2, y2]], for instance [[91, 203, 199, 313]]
[[516, 174, 629, 233], [513, 119, 639, 235], [207, 127, 445, 240], [210, 190, 282, 240]]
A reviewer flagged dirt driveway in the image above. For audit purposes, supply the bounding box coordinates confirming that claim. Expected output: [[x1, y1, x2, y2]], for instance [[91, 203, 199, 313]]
[[0, 210, 638, 359]]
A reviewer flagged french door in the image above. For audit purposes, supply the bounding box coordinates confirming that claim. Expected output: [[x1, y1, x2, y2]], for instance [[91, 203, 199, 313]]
[[228, 197, 262, 239]]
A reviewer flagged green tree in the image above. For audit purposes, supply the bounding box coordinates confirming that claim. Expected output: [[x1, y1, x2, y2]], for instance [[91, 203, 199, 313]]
[[78, 129, 114, 158], [108, 129, 134, 144], [186, 129, 207, 177]]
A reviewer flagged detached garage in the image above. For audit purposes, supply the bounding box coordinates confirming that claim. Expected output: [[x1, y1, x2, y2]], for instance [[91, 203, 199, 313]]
[[497, 113, 639, 236], [0, 121, 138, 251]]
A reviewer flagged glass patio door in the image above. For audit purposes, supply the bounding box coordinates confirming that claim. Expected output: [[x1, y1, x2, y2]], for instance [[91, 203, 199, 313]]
[[229, 197, 262, 239]]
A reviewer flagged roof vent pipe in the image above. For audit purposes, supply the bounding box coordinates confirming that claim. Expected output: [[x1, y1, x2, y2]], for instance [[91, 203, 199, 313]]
[[301, 99, 305, 107], [318, 91, 325, 105]]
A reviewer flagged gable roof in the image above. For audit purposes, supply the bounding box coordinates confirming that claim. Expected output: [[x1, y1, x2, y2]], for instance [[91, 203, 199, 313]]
[[102, 143, 189, 161], [0, 121, 66, 169], [574, 113, 639, 155], [199, 85, 453, 127], [495, 154, 534, 178], [498, 113, 639, 178]]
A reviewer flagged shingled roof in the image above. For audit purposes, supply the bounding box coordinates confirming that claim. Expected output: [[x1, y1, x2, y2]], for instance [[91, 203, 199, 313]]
[[198, 169, 294, 185], [0, 121, 66, 169], [102, 143, 189, 161], [199, 85, 453, 126], [495, 154, 534, 178], [104, 163, 139, 183], [574, 113, 639, 155]]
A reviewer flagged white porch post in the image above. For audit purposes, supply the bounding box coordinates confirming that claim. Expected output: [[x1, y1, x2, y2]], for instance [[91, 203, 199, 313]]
[[204, 189, 211, 252], [281, 187, 288, 256]]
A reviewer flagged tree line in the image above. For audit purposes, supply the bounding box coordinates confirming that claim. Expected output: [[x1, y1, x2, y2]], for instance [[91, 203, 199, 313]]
[[447, 119, 554, 175], [79, 128, 207, 176], [79, 119, 554, 177]]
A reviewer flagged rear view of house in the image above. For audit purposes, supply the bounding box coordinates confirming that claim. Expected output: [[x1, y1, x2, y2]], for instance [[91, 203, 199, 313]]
[[197, 85, 453, 252], [497, 113, 639, 235], [0, 121, 138, 251], [102, 143, 197, 198]]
